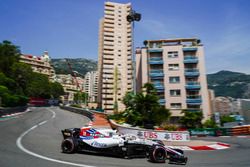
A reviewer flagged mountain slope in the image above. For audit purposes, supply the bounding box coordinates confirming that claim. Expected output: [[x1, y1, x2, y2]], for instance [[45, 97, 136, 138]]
[[207, 70, 250, 98], [51, 58, 97, 76]]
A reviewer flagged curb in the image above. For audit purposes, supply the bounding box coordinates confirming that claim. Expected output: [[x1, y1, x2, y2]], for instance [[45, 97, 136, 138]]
[[168, 142, 230, 151], [0, 108, 30, 119]]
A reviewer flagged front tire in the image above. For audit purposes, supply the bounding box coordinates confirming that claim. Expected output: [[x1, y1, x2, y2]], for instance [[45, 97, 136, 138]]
[[61, 138, 77, 153]]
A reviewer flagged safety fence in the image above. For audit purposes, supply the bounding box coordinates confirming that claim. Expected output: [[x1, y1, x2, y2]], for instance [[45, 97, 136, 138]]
[[0, 106, 28, 117]]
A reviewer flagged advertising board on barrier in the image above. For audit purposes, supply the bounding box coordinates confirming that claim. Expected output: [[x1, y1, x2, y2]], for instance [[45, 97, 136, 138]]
[[117, 127, 190, 141]]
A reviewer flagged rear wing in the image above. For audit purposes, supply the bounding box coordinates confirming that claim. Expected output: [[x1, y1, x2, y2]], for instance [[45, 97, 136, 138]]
[[61, 128, 80, 139]]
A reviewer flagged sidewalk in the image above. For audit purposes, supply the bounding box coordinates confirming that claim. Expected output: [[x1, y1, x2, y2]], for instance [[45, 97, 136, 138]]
[[91, 113, 110, 127]]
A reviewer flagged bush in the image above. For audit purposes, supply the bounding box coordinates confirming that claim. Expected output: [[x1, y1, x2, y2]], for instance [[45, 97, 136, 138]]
[[160, 123, 178, 131]]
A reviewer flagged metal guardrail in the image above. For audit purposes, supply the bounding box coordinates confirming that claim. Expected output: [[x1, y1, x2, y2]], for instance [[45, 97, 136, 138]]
[[0, 106, 28, 117], [60, 106, 94, 121]]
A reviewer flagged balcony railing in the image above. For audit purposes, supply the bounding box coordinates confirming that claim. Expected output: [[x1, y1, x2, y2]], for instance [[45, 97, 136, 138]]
[[185, 82, 201, 90], [150, 70, 164, 78], [158, 99, 166, 105], [185, 69, 200, 77], [186, 95, 202, 104], [148, 57, 163, 64], [153, 83, 164, 90], [148, 48, 163, 53], [184, 56, 198, 64], [183, 47, 197, 52]]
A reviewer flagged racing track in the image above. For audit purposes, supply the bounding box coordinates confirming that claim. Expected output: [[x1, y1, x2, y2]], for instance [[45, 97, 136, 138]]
[[0, 107, 250, 167]]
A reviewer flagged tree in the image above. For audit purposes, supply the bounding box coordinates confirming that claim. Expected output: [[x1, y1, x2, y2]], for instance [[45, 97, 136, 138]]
[[26, 73, 51, 99], [74, 92, 88, 104], [10, 62, 33, 95], [121, 83, 171, 128], [179, 110, 203, 128], [203, 119, 218, 128], [50, 82, 65, 98], [0, 40, 20, 76], [220, 115, 235, 126]]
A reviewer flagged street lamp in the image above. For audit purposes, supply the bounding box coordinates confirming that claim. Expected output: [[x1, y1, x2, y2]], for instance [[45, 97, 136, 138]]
[[127, 10, 141, 94]]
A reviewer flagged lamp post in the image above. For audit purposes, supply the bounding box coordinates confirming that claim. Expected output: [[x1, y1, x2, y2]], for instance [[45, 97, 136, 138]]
[[127, 10, 141, 94]]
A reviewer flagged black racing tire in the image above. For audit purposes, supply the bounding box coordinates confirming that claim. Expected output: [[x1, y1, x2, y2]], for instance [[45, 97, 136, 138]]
[[61, 138, 77, 153], [148, 146, 166, 163]]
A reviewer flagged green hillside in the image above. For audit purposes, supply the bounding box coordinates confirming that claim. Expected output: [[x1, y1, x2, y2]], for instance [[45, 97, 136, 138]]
[[51, 58, 97, 76], [207, 70, 250, 98]]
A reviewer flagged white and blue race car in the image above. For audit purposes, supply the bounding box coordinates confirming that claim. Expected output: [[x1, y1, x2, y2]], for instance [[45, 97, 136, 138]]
[[61, 127, 187, 164]]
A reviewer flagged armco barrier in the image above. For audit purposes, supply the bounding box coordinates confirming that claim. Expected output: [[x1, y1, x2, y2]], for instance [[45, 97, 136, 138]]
[[189, 128, 231, 137], [109, 120, 190, 141], [60, 106, 94, 121], [0, 106, 28, 117], [231, 125, 250, 136]]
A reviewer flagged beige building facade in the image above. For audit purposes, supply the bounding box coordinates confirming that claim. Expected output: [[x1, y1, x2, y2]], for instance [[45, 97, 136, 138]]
[[97, 2, 133, 114], [20, 51, 55, 81], [136, 38, 211, 122], [55, 74, 84, 103]]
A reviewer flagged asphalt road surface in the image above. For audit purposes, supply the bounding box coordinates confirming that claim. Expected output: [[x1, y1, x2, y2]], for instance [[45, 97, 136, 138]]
[[0, 107, 250, 167]]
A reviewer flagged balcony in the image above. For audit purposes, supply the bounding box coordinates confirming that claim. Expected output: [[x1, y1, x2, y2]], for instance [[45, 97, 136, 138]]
[[185, 82, 201, 90], [148, 57, 164, 64], [149, 69, 164, 78], [186, 108, 201, 112], [184, 56, 198, 64], [153, 82, 164, 90], [158, 99, 166, 105], [183, 47, 197, 52], [186, 95, 202, 105], [185, 69, 200, 77], [148, 48, 163, 53]]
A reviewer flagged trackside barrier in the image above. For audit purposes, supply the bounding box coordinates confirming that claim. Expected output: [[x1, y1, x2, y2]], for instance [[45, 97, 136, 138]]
[[60, 106, 94, 121], [189, 126, 250, 137], [231, 125, 250, 136], [109, 120, 190, 141], [189, 128, 230, 137], [0, 106, 28, 117]]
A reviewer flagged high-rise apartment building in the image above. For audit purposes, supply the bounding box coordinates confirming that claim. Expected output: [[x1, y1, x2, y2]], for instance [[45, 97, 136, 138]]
[[136, 38, 211, 122], [97, 2, 133, 114], [84, 71, 98, 103]]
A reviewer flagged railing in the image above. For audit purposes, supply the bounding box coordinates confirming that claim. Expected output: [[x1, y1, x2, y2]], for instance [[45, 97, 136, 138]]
[[148, 48, 163, 53], [185, 82, 201, 89], [148, 57, 164, 64], [184, 56, 198, 63], [186, 95, 202, 104], [185, 69, 200, 77], [183, 47, 197, 52], [158, 99, 166, 104]]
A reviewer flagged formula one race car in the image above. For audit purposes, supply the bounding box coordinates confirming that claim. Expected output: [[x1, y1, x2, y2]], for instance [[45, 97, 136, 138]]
[[61, 127, 187, 164]]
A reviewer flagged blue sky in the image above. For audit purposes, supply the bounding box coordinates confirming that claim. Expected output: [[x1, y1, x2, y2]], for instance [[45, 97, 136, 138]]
[[1, 0, 250, 74]]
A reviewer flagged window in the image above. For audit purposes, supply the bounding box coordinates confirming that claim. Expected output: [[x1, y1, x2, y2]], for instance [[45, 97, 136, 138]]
[[170, 89, 181, 96], [169, 76, 180, 83], [170, 103, 182, 109], [168, 64, 179, 71], [168, 51, 178, 58]]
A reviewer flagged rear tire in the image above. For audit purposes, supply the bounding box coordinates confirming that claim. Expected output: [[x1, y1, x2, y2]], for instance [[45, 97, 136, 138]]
[[148, 145, 166, 163], [61, 138, 77, 153]]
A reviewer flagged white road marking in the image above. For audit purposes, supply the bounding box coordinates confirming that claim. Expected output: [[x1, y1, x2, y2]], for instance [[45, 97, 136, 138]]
[[16, 108, 96, 167]]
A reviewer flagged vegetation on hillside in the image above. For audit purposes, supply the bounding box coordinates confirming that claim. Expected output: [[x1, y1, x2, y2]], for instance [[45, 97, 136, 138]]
[[207, 70, 250, 98], [0, 40, 65, 107], [51, 58, 97, 76]]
